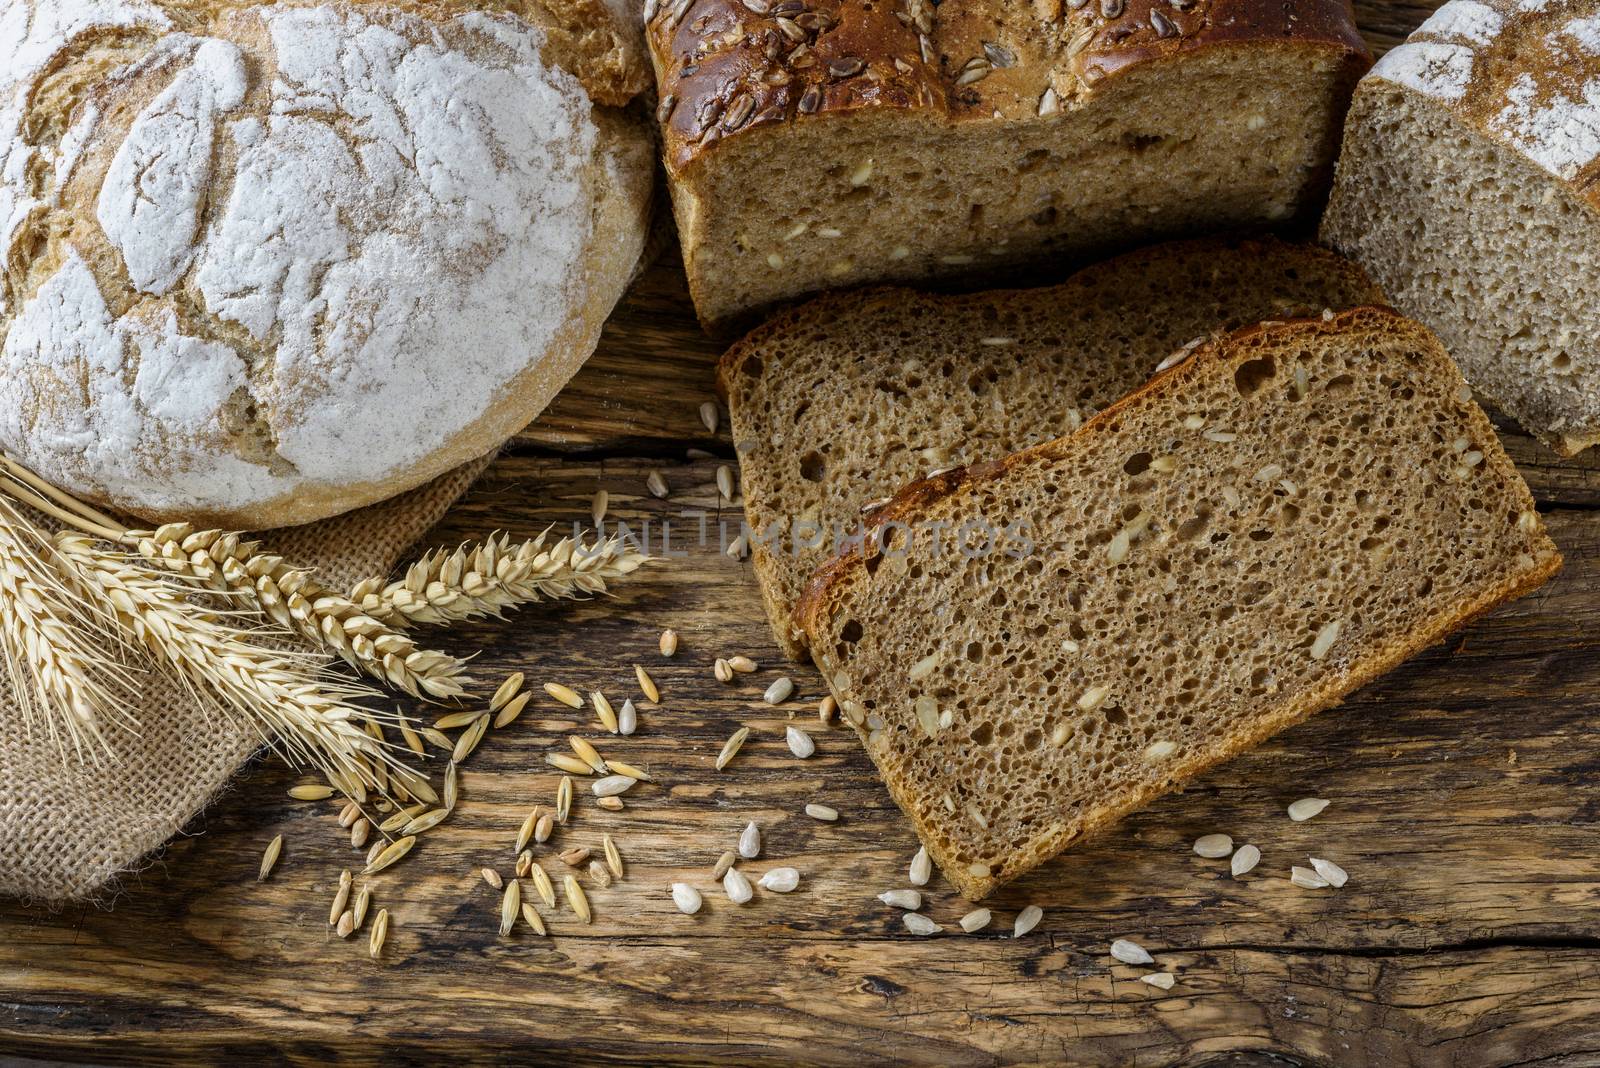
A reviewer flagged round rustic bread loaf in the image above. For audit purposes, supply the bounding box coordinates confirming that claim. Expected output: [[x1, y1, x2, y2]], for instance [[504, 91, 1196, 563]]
[[0, 0, 653, 528]]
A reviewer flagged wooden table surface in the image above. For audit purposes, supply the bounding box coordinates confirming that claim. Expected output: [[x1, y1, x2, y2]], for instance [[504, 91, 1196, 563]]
[[10, 3, 1600, 1065]]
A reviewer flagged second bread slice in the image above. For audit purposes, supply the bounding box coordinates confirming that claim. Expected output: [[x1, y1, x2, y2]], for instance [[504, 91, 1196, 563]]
[[797, 307, 1561, 900]]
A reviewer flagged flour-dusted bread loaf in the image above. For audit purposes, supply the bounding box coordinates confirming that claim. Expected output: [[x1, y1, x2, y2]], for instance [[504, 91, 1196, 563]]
[[720, 237, 1384, 659], [647, 0, 1371, 329], [796, 307, 1561, 899], [1322, 0, 1600, 456], [0, 0, 654, 529]]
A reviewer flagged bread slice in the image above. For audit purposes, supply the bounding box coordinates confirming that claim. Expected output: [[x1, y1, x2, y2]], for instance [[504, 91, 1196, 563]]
[[796, 306, 1561, 900], [720, 237, 1385, 660], [1320, 0, 1600, 455], [647, 0, 1370, 329]]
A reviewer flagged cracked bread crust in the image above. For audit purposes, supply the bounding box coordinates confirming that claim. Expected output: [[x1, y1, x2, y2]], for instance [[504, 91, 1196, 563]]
[[0, 0, 652, 528], [796, 307, 1561, 899]]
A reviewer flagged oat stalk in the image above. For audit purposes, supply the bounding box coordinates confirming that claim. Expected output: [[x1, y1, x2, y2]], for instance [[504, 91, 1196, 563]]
[[347, 529, 648, 628], [51, 532, 404, 790]]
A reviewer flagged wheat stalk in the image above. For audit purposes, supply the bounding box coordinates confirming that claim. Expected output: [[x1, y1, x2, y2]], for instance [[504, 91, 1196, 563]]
[[0, 498, 135, 761], [347, 529, 648, 628], [131, 524, 470, 700], [51, 532, 403, 790]]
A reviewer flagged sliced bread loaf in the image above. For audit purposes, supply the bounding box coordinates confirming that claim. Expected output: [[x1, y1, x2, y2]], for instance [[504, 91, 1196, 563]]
[[720, 237, 1385, 659], [796, 306, 1561, 900], [1321, 0, 1600, 455]]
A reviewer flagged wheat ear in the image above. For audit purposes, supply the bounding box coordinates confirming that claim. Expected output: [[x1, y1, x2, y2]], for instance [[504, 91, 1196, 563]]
[[0, 499, 135, 760], [125, 524, 470, 700], [347, 530, 648, 628], [51, 532, 404, 790]]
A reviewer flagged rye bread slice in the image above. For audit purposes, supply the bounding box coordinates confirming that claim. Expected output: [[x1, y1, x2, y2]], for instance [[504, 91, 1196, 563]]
[[719, 236, 1385, 659], [795, 306, 1561, 900]]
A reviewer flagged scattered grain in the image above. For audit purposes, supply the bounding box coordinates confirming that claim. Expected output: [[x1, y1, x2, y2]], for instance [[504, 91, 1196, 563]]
[[597, 796, 625, 811], [805, 803, 839, 822], [530, 863, 556, 907], [557, 776, 573, 823], [494, 691, 530, 729], [482, 867, 504, 890], [451, 714, 489, 763], [330, 870, 352, 925], [659, 629, 679, 657], [521, 902, 547, 936], [336, 910, 356, 939], [364, 836, 416, 875], [546, 752, 594, 776], [713, 850, 738, 880], [728, 656, 758, 673], [288, 784, 334, 801], [715, 726, 750, 770], [368, 908, 389, 959], [605, 759, 651, 781], [635, 665, 660, 704], [499, 880, 522, 935], [818, 695, 837, 725], [617, 698, 638, 736], [591, 691, 619, 733], [258, 835, 283, 881], [589, 859, 614, 888], [543, 682, 584, 708], [603, 834, 624, 879], [570, 735, 607, 774], [564, 874, 592, 923], [561, 848, 592, 867]]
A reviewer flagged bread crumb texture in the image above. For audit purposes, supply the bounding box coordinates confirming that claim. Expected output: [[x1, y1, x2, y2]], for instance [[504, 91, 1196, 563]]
[[799, 307, 1560, 899], [0, 0, 648, 526]]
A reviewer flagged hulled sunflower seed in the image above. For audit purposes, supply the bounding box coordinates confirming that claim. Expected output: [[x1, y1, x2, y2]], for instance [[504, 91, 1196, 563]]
[[1309, 856, 1348, 888], [591, 489, 608, 526], [726, 534, 749, 560], [903, 913, 941, 936], [1288, 797, 1329, 822], [1111, 938, 1153, 965], [647, 471, 670, 498], [365, 836, 417, 875], [786, 725, 815, 758], [368, 908, 389, 959], [521, 902, 547, 936], [589, 859, 613, 888], [482, 867, 504, 890], [258, 835, 283, 881], [330, 870, 352, 924], [959, 908, 992, 933], [494, 691, 531, 729], [672, 882, 704, 914], [1193, 833, 1234, 858], [723, 867, 754, 904], [592, 691, 619, 734], [546, 753, 594, 776], [764, 677, 795, 705], [879, 889, 921, 909], [499, 880, 522, 935], [805, 803, 838, 821], [909, 847, 931, 887], [570, 736, 608, 774], [544, 681, 584, 708], [713, 850, 738, 879], [603, 834, 624, 879], [1310, 620, 1342, 660], [561, 847, 592, 868], [715, 726, 751, 770], [1142, 972, 1176, 990], [605, 759, 651, 781], [452, 714, 489, 763], [717, 465, 736, 501], [557, 776, 573, 822], [618, 699, 638, 735], [659, 629, 679, 657], [758, 867, 799, 892], [564, 874, 592, 923], [593, 774, 636, 797], [288, 784, 334, 801], [491, 672, 526, 712], [700, 400, 720, 434], [1231, 844, 1262, 877], [635, 665, 660, 703], [1291, 865, 1331, 889], [739, 821, 762, 859], [530, 863, 556, 907]]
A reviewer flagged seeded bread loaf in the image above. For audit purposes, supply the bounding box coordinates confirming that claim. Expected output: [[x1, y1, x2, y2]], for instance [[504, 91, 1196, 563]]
[[796, 306, 1561, 900], [646, 0, 1371, 329], [720, 237, 1385, 659], [1321, 0, 1600, 456], [0, 0, 653, 529]]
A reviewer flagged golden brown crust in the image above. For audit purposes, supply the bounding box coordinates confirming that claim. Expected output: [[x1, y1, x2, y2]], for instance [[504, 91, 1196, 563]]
[[648, 0, 1369, 175], [796, 306, 1562, 899]]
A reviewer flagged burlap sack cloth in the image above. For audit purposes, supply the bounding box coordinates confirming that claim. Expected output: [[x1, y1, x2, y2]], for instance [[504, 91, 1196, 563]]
[[0, 457, 493, 903]]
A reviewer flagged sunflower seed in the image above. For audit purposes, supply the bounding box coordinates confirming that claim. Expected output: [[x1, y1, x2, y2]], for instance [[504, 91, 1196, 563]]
[[402, 808, 450, 836], [728, 655, 758, 673], [739, 821, 762, 859], [364, 836, 417, 875], [1142, 972, 1176, 990], [914, 696, 939, 736], [535, 812, 554, 844], [521, 902, 547, 936], [634, 665, 660, 704], [617, 699, 638, 736], [758, 867, 799, 892], [659, 629, 679, 657], [713, 850, 738, 879], [727, 534, 749, 559], [258, 835, 283, 881], [959, 908, 992, 933], [530, 863, 556, 907], [482, 867, 504, 890], [452, 714, 489, 763], [603, 834, 624, 879], [1193, 833, 1234, 858], [557, 776, 573, 823], [288, 784, 334, 801], [647, 471, 670, 498], [1291, 865, 1331, 889], [350, 818, 371, 849], [805, 803, 838, 822], [879, 889, 921, 909], [723, 867, 754, 904], [818, 696, 837, 725], [764, 677, 795, 705], [1111, 938, 1153, 965], [786, 725, 815, 758], [330, 870, 352, 925], [1288, 797, 1329, 822], [672, 882, 704, 914], [715, 727, 750, 770], [591, 489, 608, 526], [544, 682, 584, 708], [1309, 856, 1348, 888], [597, 796, 625, 811], [561, 847, 592, 868], [909, 846, 931, 887], [903, 913, 941, 936], [570, 736, 608, 774], [336, 910, 356, 939], [713, 658, 734, 683], [717, 465, 736, 501], [1310, 620, 1342, 660], [1076, 685, 1111, 711], [589, 859, 614, 888], [605, 759, 651, 781], [698, 399, 720, 434], [368, 908, 389, 959], [494, 691, 531, 729], [516, 809, 541, 852], [1231, 844, 1262, 877], [499, 880, 522, 935], [564, 875, 592, 923], [593, 774, 636, 797], [546, 753, 594, 776]]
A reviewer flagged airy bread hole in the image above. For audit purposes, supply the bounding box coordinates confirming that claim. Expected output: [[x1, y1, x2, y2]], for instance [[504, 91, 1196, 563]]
[[1233, 357, 1277, 398], [799, 451, 826, 482]]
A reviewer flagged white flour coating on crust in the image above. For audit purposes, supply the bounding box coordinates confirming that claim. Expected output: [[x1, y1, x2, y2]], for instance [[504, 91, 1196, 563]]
[[1417, 0, 1505, 46], [1372, 39, 1479, 102], [1490, 71, 1600, 179], [0, 3, 604, 517], [1559, 13, 1600, 54]]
